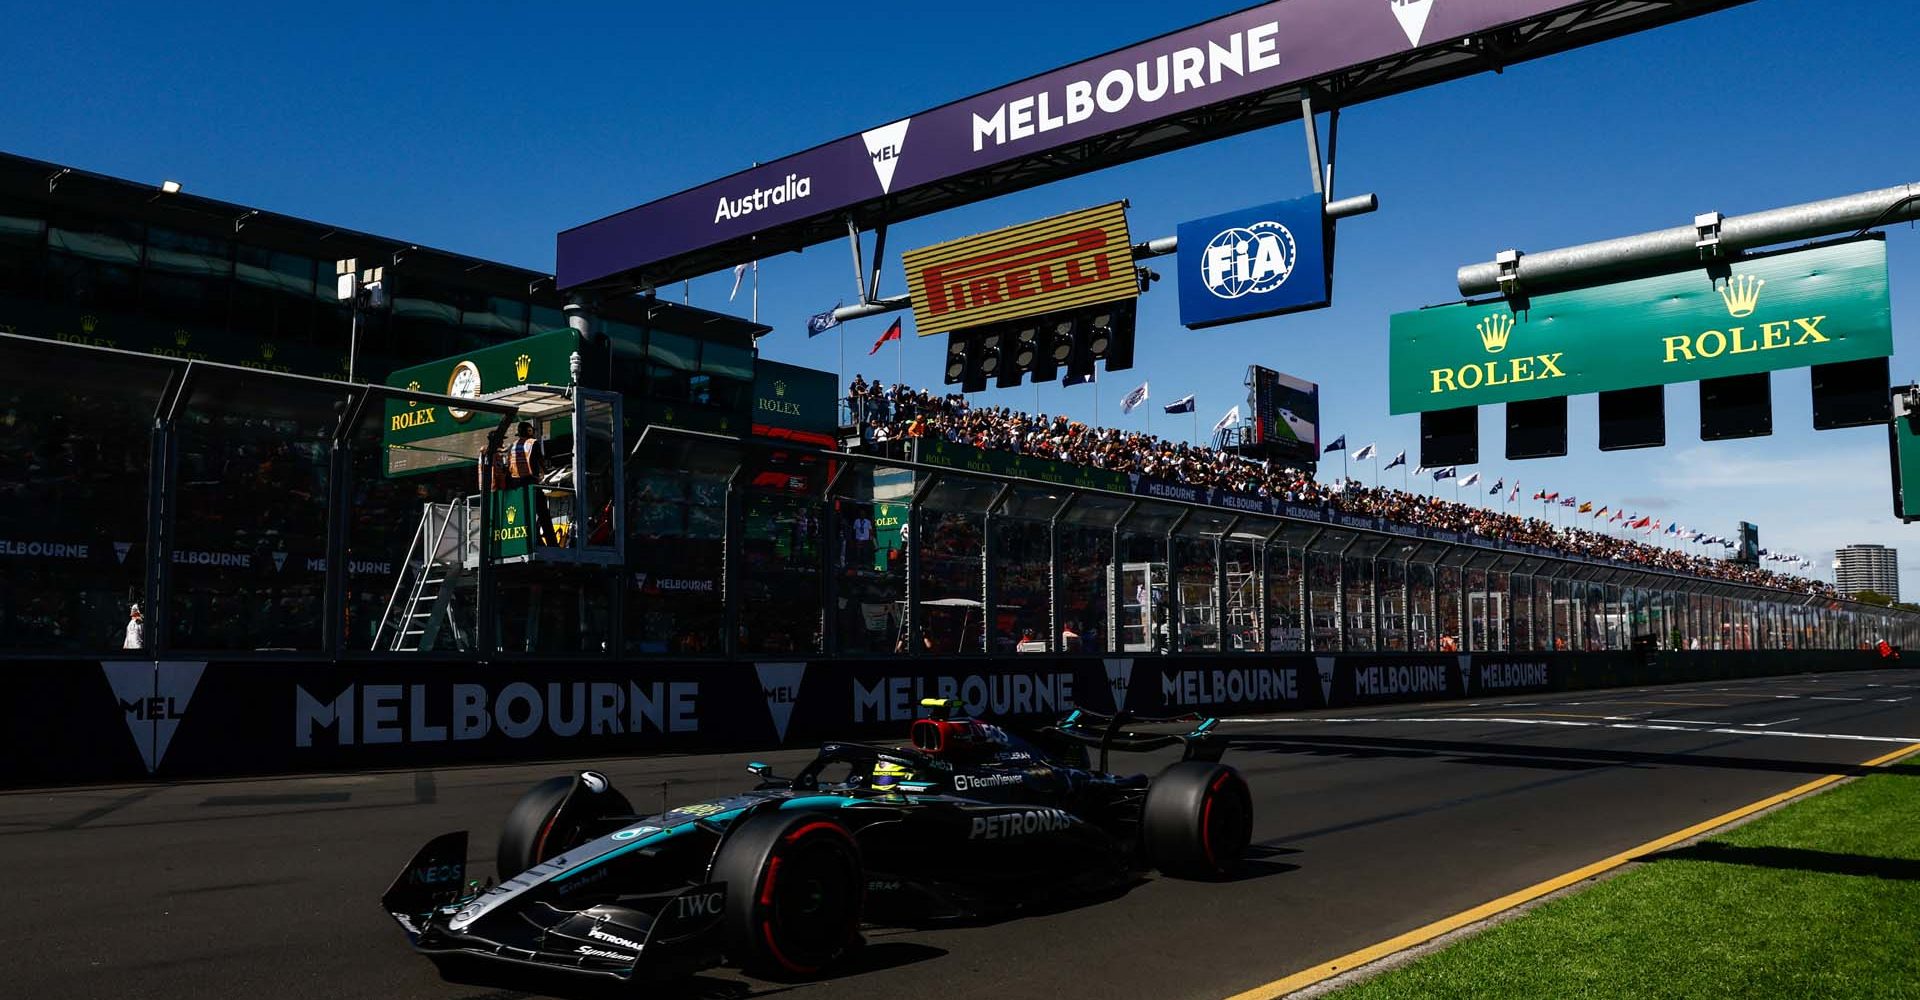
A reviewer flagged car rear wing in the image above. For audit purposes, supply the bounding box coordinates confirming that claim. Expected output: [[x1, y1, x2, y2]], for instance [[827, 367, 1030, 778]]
[[1041, 709, 1226, 773]]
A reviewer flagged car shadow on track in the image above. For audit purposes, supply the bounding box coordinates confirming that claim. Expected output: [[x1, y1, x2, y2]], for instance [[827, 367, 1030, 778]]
[[1228, 733, 1917, 779], [433, 942, 949, 999], [1642, 842, 1920, 881]]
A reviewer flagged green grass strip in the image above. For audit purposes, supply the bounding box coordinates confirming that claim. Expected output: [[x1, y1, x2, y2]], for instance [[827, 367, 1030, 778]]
[[1335, 763, 1920, 1000]]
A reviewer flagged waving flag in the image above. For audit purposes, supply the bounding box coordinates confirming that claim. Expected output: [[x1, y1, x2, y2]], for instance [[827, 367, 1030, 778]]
[[1460, 472, 1481, 487], [1489, 478, 1503, 495], [1594, 505, 1609, 519], [1578, 501, 1593, 513], [1163, 394, 1196, 414], [1353, 443, 1377, 462], [730, 262, 748, 301], [806, 302, 843, 336], [1121, 382, 1150, 414], [1212, 406, 1242, 435], [1324, 435, 1346, 454], [1612, 509, 1627, 523], [1560, 496, 1577, 507], [1508, 484, 1520, 502], [1545, 492, 1561, 502], [1432, 467, 1456, 482], [868, 317, 903, 355], [1063, 370, 1096, 387], [1630, 515, 1652, 530], [1666, 523, 1681, 535], [1385, 450, 1408, 471]]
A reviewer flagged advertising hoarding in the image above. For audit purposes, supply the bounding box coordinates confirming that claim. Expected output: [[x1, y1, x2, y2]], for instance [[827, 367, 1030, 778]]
[[555, 0, 1623, 290], [1178, 195, 1329, 328], [383, 330, 577, 476], [901, 202, 1137, 337], [1388, 239, 1892, 415], [749, 360, 838, 443]]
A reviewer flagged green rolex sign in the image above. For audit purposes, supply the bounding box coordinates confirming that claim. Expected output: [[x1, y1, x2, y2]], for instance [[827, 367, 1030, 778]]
[[382, 330, 577, 476], [1389, 238, 1892, 415]]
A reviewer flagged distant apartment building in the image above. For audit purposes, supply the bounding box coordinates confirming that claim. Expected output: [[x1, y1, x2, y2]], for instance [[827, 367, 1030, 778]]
[[1834, 544, 1900, 601]]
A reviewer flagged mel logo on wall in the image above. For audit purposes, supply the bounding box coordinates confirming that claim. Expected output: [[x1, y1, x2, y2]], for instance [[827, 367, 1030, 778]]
[[101, 661, 206, 773], [755, 663, 807, 743]]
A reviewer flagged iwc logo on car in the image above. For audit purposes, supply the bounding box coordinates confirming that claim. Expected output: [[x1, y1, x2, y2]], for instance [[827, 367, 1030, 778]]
[[1199, 221, 1297, 300]]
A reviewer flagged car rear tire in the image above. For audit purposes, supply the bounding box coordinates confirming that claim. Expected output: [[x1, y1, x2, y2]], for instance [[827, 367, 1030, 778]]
[[496, 771, 631, 878], [711, 811, 863, 979], [1141, 761, 1252, 879]]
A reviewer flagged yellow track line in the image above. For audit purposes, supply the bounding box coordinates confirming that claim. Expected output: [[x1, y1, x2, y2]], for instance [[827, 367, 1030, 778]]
[[1221, 740, 1920, 1000]]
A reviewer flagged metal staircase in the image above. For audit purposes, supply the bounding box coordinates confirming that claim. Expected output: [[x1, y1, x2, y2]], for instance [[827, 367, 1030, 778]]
[[374, 499, 476, 652]]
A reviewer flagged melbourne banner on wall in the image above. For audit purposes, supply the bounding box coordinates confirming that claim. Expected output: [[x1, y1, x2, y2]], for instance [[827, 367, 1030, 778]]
[[0, 650, 1887, 787], [1177, 194, 1330, 328]]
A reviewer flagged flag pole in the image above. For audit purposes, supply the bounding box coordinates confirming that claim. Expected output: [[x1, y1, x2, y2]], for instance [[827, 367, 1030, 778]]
[[752, 259, 759, 325]]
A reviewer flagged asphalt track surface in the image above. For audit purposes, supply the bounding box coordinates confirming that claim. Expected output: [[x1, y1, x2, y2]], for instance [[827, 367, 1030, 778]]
[[6, 668, 1919, 1000]]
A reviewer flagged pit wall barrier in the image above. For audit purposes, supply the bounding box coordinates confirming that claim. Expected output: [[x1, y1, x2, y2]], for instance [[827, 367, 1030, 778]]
[[2, 650, 1897, 788]]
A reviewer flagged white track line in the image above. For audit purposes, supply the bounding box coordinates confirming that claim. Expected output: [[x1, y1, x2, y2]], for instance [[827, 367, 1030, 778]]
[[1220, 715, 1920, 744]]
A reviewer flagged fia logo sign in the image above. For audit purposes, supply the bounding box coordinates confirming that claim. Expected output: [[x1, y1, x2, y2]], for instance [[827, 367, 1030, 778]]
[[1199, 221, 1297, 300], [101, 661, 207, 773], [754, 662, 807, 743]]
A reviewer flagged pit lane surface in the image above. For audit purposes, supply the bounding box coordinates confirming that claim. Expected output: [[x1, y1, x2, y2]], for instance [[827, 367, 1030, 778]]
[[5, 668, 1917, 1000]]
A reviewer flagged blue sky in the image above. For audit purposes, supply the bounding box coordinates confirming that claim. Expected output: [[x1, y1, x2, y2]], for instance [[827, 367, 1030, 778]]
[[4, 1, 1918, 593]]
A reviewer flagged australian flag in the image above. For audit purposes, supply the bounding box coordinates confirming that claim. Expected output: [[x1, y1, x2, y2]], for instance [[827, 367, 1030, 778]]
[[806, 302, 843, 337]]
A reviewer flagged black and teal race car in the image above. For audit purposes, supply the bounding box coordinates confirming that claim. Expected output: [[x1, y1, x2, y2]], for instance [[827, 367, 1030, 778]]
[[381, 700, 1253, 983]]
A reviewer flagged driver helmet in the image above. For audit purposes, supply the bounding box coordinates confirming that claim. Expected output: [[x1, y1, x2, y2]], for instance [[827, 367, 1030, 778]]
[[871, 759, 914, 789]]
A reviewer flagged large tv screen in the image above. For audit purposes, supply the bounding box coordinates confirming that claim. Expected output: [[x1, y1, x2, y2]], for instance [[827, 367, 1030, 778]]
[[1248, 365, 1319, 466]]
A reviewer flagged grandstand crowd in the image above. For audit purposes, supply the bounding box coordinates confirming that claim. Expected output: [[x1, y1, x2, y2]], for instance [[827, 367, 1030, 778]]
[[844, 377, 1840, 599]]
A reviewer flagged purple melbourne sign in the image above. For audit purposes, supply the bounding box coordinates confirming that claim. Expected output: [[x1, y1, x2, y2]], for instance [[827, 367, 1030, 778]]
[[556, 0, 1594, 290]]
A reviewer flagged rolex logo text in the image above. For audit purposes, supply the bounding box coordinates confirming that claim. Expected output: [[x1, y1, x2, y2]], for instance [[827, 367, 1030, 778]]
[[1661, 273, 1829, 363]]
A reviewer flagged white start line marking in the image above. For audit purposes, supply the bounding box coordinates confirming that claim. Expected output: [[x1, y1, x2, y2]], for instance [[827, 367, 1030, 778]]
[[1220, 715, 1920, 744]]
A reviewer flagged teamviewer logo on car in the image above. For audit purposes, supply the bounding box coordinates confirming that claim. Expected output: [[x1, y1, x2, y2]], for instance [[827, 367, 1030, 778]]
[[1199, 221, 1297, 300]]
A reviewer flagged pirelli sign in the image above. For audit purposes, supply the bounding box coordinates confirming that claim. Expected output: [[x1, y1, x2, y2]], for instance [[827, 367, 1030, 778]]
[[903, 202, 1137, 337]]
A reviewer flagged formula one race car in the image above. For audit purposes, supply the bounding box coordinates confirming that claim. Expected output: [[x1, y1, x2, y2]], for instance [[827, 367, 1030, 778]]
[[381, 700, 1252, 983]]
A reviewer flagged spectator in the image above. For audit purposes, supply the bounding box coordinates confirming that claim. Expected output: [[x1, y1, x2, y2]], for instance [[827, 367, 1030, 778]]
[[845, 379, 1836, 599]]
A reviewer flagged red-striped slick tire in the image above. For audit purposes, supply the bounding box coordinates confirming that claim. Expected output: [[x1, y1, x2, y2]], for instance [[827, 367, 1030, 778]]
[[1141, 761, 1253, 879], [712, 812, 863, 979], [496, 772, 632, 878]]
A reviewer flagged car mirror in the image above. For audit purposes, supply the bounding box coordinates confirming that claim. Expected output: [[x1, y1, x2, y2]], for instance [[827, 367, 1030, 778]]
[[747, 762, 773, 778]]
